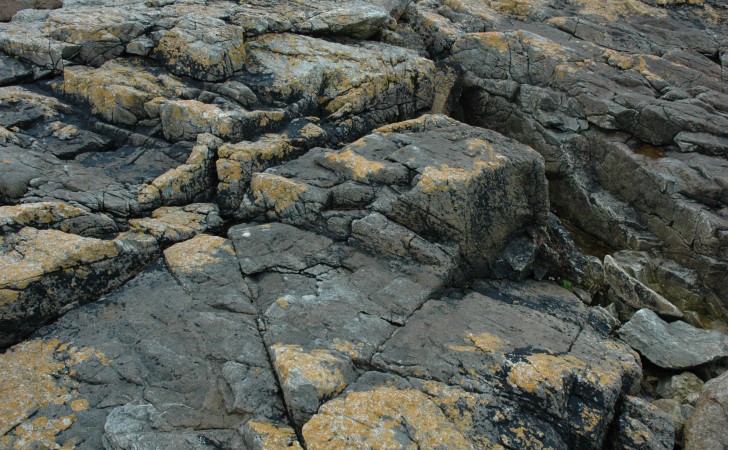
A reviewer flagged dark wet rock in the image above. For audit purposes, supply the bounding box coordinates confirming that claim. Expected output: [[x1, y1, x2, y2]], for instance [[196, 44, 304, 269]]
[[683, 372, 728, 450], [618, 309, 728, 370], [0, 54, 33, 85], [610, 396, 674, 450], [651, 398, 685, 442]]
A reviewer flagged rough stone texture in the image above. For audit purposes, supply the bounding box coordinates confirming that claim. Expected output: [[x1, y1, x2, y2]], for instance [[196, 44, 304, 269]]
[[604, 254, 683, 318], [129, 203, 223, 245], [656, 372, 705, 404], [408, 0, 728, 308], [0, 0, 726, 447], [683, 372, 728, 450], [0, 228, 159, 347], [0, 201, 117, 237], [609, 396, 674, 450], [618, 308, 728, 370], [0, 222, 645, 449], [236, 114, 549, 278]]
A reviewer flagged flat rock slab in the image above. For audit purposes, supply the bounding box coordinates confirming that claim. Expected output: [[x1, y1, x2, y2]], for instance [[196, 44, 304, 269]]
[[0, 223, 649, 449], [618, 308, 728, 369]]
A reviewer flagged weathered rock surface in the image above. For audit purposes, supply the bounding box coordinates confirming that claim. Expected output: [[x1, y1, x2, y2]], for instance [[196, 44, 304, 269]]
[[618, 308, 728, 370], [0, 228, 158, 347], [683, 372, 728, 450], [0, 0, 725, 448], [408, 0, 728, 307]]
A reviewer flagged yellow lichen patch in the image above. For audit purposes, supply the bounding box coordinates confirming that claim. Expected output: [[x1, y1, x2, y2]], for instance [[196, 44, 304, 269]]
[[516, 31, 569, 60], [0, 228, 119, 292], [251, 173, 309, 213], [330, 338, 364, 360], [217, 135, 293, 164], [0, 202, 88, 228], [325, 149, 386, 182], [568, 0, 667, 20], [271, 344, 348, 398], [416, 158, 502, 194], [246, 421, 303, 449], [374, 114, 456, 134], [0, 339, 108, 447], [0, 289, 20, 308], [163, 234, 233, 273], [302, 386, 475, 449], [470, 332, 510, 353], [276, 297, 291, 309], [507, 354, 585, 394], [502, 426, 547, 449], [0, 87, 68, 117], [69, 399, 89, 412], [11, 415, 77, 450], [63, 59, 187, 125], [448, 331, 510, 353], [475, 31, 512, 52]]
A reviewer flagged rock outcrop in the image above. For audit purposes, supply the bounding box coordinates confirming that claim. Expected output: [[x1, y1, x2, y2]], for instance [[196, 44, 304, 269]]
[[0, 0, 726, 449]]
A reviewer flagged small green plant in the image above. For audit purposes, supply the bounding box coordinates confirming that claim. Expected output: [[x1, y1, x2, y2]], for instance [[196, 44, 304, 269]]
[[559, 279, 573, 291]]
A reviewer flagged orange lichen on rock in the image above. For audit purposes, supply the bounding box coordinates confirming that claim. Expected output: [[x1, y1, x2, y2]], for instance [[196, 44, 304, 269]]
[[246, 421, 303, 449], [271, 344, 349, 398], [251, 173, 309, 213], [0, 339, 109, 448], [302, 386, 474, 449], [163, 234, 234, 273]]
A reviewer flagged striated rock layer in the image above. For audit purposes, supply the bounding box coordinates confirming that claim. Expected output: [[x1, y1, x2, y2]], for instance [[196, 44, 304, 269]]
[[0, 0, 726, 449]]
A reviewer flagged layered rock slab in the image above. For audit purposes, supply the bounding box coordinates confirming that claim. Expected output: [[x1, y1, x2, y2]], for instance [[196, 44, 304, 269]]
[[236, 114, 549, 277], [0, 228, 158, 347], [407, 0, 728, 304]]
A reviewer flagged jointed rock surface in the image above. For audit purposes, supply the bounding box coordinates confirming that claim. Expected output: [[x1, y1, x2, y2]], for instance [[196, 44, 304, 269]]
[[0, 0, 726, 449]]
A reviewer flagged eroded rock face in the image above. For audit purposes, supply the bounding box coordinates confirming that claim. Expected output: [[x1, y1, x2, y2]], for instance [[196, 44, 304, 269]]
[[0, 0, 726, 448], [408, 0, 728, 307]]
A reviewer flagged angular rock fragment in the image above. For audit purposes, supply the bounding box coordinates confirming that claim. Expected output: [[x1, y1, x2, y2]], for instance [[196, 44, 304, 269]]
[[238, 115, 549, 277], [604, 255, 683, 318], [164, 234, 256, 315], [410, 0, 728, 302], [656, 372, 705, 405], [137, 134, 221, 210], [618, 309, 728, 369]]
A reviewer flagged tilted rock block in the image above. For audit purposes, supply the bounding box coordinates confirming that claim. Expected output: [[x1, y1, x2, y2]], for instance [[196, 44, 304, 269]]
[[240, 114, 549, 276], [64, 59, 188, 125], [618, 308, 728, 370], [0, 201, 117, 238], [137, 133, 221, 210], [604, 255, 683, 318], [0, 228, 159, 347]]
